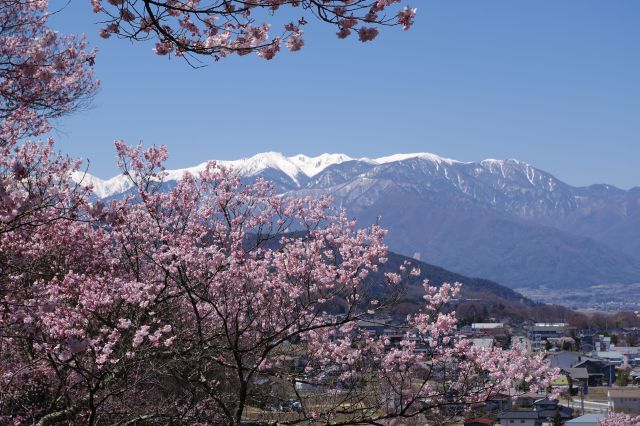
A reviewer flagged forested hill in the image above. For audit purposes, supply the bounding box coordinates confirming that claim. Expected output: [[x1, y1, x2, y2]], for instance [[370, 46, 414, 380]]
[[363, 251, 539, 321], [244, 231, 539, 321]]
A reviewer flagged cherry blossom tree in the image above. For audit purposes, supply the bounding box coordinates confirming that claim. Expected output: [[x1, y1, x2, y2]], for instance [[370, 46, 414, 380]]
[[0, 2, 562, 423], [0, 0, 97, 145], [1, 138, 557, 425], [600, 413, 640, 426], [91, 0, 418, 61]]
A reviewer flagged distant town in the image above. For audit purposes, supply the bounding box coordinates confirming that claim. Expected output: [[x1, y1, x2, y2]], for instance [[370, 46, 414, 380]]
[[353, 318, 640, 425], [238, 310, 640, 425], [518, 284, 640, 313]]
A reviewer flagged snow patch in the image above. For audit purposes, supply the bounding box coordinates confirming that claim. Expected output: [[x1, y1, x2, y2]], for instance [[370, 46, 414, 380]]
[[288, 153, 353, 177]]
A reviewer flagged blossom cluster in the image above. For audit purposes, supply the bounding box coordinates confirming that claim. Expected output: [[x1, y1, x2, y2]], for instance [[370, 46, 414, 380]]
[[600, 413, 640, 426], [91, 0, 417, 61], [0, 0, 97, 145]]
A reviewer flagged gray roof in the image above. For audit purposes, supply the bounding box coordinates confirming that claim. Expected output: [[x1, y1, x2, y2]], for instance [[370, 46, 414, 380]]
[[498, 411, 539, 419], [537, 406, 573, 419], [563, 367, 589, 379], [566, 413, 606, 424], [548, 351, 582, 369]]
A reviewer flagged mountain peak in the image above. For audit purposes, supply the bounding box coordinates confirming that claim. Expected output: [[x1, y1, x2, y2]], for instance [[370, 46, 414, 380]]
[[74, 151, 542, 199], [287, 153, 353, 177], [480, 158, 529, 166], [372, 152, 462, 165]]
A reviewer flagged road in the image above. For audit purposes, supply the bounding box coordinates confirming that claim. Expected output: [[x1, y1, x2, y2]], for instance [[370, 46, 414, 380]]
[[565, 398, 609, 414]]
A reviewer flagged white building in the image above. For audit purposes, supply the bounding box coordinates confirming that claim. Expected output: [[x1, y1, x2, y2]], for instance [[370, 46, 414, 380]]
[[470, 338, 495, 349], [526, 323, 567, 352], [472, 323, 504, 331]]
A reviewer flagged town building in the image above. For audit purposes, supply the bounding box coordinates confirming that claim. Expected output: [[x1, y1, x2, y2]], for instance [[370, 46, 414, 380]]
[[498, 410, 540, 426], [573, 359, 616, 386], [608, 388, 640, 413], [526, 323, 567, 352], [498, 398, 572, 426], [472, 323, 505, 334]]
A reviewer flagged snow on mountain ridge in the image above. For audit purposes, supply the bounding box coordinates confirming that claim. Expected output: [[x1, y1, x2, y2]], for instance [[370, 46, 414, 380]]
[[372, 152, 462, 165], [71, 171, 134, 199], [288, 153, 354, 177], [165, 152, 353, 184], [73, 152, 531, 198]]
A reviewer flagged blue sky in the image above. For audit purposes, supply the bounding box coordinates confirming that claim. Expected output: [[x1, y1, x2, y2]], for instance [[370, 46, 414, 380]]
[[50, 1, 639, 188]]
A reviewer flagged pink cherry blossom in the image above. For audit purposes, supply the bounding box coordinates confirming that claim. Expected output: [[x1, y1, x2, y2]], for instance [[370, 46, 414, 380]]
[[91, 0, 417, 61], [600, 413, 640, 426], [0, 0, 97, 145], [398, 6, 417, 30], [358, 26, 380, 42]]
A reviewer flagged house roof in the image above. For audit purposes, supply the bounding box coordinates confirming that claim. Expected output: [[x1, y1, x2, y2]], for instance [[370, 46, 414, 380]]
[[471, 338, 494, 348], [563, 367, 589, 380], [464, 418, 494, 425], [537, 406, 573, 419], [610, 346, 640, 354], [472, 323, 504, 329], [566, 413, 607, 423], [595, 351, 625, 359], [498, 411, 539, 419], [547, 351, 582, 369], [487, 392, 511, 400], [573, 359, 613, 370]]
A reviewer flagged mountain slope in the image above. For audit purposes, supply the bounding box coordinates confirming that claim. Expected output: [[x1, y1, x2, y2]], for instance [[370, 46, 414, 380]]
[[76, 151, 640, 290], [290, 158, 640, 289]]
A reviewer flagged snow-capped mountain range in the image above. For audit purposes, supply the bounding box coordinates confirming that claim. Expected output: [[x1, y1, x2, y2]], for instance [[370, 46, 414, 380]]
[[74, 152, 459, 198], [76, 151, 640, 291]]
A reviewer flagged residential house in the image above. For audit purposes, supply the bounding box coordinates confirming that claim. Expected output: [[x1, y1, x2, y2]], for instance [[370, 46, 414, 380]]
[[464, 418, 495, 426], [573, 359, 616, 386], [593, 351, 624, 366], [526, 323, 567, 352], [602, 346, 640, 365], [498, 398, 573, 426], [481, 393, 513, 415], [609, 388, 640, 413], [472, 323, 505, 334], [563, 367, 590, 391], [497, 411, 540, 426], [514, 393, 546, 409], [547, 351, 582, 370], [533, 398, 573, 423], [471, 337, 495, 349], [595, 335, 612, 352]]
